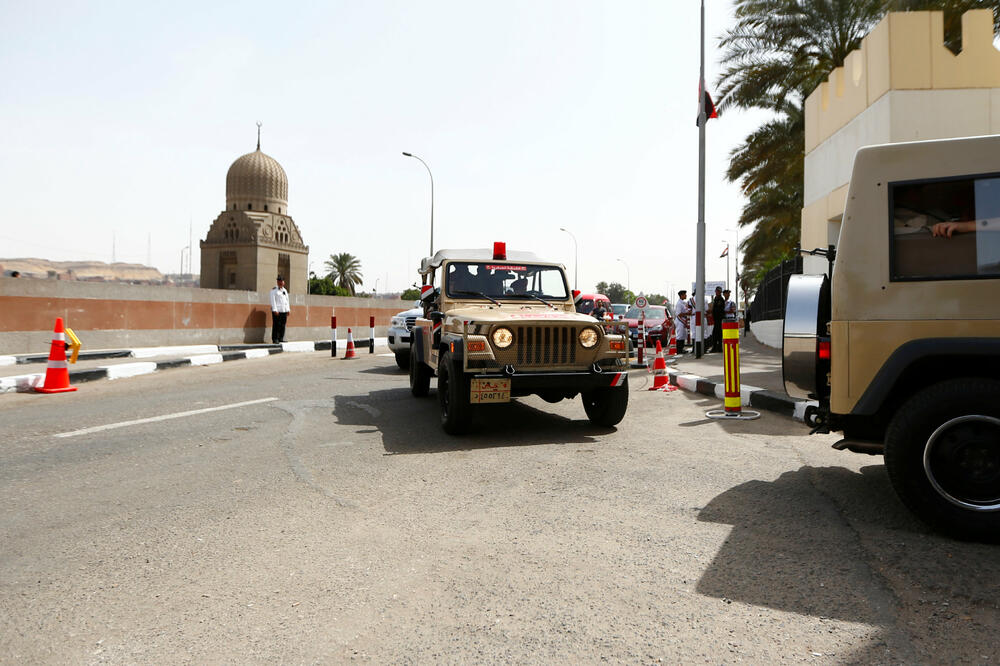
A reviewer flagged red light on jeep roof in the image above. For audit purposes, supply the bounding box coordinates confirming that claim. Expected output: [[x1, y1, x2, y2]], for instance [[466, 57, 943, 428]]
[[818, 340, 831, 360], [493, 242, 506, 260]]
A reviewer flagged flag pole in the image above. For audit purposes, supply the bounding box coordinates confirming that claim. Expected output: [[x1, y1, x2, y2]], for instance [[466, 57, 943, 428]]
[[695, 0, 707, 358]]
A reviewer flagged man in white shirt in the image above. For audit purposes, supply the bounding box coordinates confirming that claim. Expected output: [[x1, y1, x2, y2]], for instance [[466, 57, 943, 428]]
[[269, 275, 291, 344], [723, 289, 737, 319], [674, 290, 691, 354]]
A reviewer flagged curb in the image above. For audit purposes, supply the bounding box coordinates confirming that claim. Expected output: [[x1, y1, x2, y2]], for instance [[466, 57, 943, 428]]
[[0, 339, 388, 395], [666, 369, 816, 422]]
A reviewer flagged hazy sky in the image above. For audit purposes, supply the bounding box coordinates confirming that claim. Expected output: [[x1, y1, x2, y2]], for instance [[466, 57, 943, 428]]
[[1, 0, 772, 298]]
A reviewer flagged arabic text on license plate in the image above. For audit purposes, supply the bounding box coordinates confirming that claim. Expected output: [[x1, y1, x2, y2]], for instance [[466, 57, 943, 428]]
[[470, 378, 511, 403]]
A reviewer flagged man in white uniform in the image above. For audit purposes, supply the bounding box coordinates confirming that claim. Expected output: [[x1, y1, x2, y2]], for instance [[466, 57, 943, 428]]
[[269, 275, 291, 344], [674, 290, 691, 354]]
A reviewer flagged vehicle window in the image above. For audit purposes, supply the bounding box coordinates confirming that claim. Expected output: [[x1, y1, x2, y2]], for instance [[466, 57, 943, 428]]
[[625, 305, 666, 319], [890, 174, 1000, 280], [578, 298, 595, 314], [445, 262, 570, 299], [611, 304, 627, 316]]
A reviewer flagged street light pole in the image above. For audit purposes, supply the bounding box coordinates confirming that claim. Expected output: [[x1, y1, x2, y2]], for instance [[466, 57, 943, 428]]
[[402, 152, 434, 257], [559, 227, 578, 290], [616, 258, 630, 295]]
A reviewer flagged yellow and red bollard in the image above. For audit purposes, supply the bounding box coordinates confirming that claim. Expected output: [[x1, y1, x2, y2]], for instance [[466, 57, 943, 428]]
[[706, 319, 760, 420]]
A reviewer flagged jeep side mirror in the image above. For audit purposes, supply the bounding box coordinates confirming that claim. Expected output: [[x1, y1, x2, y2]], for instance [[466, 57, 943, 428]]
[[429, 311, 444, 325]]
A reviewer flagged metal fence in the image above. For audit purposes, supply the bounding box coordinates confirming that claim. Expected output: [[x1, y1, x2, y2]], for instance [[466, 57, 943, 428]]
[[748, 256, 802, 322]]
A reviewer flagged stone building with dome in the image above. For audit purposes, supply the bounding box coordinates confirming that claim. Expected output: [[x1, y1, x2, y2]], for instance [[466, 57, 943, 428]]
[[200, 136, 309, 294]]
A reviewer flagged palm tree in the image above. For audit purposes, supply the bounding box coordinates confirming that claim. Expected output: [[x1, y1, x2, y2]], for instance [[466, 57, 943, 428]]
[[716, 0, 997, 281], [323, 253, 363, 296]]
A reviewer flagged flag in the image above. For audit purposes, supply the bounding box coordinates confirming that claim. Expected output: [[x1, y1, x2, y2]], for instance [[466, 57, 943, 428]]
[[696, 84, 719, 126], [720, 245, 729, 258]]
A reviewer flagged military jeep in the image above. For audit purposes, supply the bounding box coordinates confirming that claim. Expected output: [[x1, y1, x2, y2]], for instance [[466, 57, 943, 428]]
[[409, 243, 629, 434], [784, 134, 1000, 542]]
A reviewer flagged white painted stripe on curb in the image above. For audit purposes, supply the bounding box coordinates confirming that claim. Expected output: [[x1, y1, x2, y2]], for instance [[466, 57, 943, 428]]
[[244, 348, 270, 359], [0, 373, 44, 393], [0, 356, 16, 366], [674, 373, 700, 392], [793, 400, 818, 423], [280, 341, 315, 352], [189, 354, 224, 366], [131, 345, 219, 359], [54, 397, 279, 438], [103, 362, 157, 380]]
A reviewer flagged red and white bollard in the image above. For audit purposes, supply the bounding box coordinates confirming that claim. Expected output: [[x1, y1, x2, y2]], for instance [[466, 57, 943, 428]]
[[369, 315, 375, 354], [331, 315, 337, 358]]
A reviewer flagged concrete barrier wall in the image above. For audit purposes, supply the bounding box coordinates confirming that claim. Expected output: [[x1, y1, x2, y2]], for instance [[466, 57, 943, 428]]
[[0, 278, 408, 354], [750, 319, 783, 349]]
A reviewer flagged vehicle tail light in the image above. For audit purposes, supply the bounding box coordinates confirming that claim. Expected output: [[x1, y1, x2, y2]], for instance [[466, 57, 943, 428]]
[[818, 340, 831, 360]]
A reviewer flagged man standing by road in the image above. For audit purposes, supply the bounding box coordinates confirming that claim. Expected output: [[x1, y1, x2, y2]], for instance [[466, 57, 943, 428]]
[[269, 275, 290, 344], [709, 286, 725, 352], [674, 290, 691, 354]]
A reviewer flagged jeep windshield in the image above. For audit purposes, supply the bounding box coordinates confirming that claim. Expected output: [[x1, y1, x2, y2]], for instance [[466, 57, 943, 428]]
[[445, 262, 569, 301]]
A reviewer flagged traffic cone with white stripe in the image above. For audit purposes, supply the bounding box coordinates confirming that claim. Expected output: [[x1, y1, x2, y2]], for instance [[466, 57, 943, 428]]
[[343, 328, 358, 359], [667, 330, 677, 359], [648, 340, 669, 391], [35, 317, 77, 393]]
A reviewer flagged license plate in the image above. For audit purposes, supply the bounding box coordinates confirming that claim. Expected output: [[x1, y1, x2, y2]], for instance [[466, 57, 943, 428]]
[[470, 378, 511, 403]]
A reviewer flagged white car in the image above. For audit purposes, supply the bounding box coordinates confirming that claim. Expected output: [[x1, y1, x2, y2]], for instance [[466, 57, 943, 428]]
[[387, 302, 422, 369]]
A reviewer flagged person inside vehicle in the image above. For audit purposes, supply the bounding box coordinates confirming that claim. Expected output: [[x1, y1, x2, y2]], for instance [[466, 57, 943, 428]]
[[449, 264, 479, 294]]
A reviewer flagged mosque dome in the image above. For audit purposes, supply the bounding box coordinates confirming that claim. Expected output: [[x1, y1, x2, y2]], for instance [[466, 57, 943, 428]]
[[225, 148, 288, 212]]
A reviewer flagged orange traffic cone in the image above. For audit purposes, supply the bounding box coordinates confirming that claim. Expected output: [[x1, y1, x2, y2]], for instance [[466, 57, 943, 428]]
[[343, 328, 358, 359], [648, 340, 669, 391], [667, 331, 677, 358], [35, 317, 77, 393]]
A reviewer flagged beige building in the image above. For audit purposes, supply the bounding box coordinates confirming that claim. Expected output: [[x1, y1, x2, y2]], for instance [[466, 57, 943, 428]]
[[802, 9, 1000, 274], [200, 138, 309, 293]]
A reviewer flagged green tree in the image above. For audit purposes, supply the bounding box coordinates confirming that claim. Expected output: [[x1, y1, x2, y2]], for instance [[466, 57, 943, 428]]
[[323, 253, 364, 296], [400, 287, 422, 301], [594, 281, 609, 295], [308, 274, 350, 296], [716, 0, 997, 286], [604, 282, 628, 303]]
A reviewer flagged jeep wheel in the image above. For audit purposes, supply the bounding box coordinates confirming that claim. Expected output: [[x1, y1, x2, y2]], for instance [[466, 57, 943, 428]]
[[438, 354, 473, 435], [582, 377, 629, 427], [409, 344, 431, 397], [884, 378, 1000, 543], [395, 350, 410, 371]]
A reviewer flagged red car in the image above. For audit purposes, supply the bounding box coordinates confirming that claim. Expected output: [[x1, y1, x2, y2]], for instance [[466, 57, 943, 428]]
[[623, 304, 674, 348]]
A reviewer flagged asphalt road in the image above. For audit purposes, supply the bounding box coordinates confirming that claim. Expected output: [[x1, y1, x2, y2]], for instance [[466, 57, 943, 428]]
[[1, 351, 998, 663]]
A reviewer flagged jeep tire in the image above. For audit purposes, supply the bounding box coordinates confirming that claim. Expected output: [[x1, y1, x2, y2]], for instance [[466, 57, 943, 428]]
[[438, 353, 473, 435], [395, 350, 410, 371], [582, 378, 629, 427], [409, 342, 431, 397], [883, 378, 1000, 543]]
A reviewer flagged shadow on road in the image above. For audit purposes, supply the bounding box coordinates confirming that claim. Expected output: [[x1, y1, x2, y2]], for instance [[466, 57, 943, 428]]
[[356, 365, 406, 376], [332, 388, 612, 455], [695, 465, 925, 623]]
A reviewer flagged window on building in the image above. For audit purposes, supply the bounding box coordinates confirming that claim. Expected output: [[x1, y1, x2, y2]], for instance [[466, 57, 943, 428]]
[[891, 174, 1000, 280], [247, 203, 252, 210], [264, 205, 268, 211]]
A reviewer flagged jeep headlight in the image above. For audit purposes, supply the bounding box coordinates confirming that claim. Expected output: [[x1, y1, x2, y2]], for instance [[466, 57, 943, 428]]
[[391, 316, 405, 327], [579, 327, 599, 348], [492, 327, 514, 348]]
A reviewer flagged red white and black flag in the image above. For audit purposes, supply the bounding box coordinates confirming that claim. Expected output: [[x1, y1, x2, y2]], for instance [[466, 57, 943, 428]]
[[720, 245, 729, 258], [696, 81, 719, 126]]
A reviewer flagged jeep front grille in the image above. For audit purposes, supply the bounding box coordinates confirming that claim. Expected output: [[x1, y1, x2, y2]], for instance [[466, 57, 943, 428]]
[[404, 316, 417, 331], [516, 325, 577, 366]]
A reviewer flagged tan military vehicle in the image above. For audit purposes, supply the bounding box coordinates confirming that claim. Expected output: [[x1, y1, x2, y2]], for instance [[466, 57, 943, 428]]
[[409, 243, 629, 434], [784, 134, 1000, 542]]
